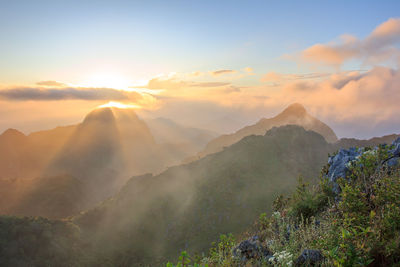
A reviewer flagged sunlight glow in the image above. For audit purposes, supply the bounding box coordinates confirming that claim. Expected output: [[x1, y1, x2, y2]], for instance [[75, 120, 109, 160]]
[[97, 101, 140, 109], [82, 73, 131, 90]]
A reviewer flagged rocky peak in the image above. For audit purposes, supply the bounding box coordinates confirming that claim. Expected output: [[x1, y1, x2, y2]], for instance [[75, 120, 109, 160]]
[[278, 103, 307, 117]]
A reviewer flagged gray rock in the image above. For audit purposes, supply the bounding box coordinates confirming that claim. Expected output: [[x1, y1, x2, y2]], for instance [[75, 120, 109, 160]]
[[327, 147, 362, 194], [387, 157, 400, 167], [327, 138, 400, 195], [295, 249, 324, 266], [232, 236, 272, 262], [390, 138, 400, 157]]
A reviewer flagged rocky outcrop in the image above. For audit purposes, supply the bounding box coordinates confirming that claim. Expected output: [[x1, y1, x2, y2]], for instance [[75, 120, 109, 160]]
[[327, 137, 400, 195], [327, 147, 362, 194], [387, 137, 400, 167]]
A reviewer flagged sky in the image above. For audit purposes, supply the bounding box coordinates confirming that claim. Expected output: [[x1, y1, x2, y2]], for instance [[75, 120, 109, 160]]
[[1, 0, 400, 138]]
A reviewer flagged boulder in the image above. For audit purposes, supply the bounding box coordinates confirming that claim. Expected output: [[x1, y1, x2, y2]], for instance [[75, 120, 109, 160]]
[[295, 249, 324, 266], [232, 236, 272, 263]]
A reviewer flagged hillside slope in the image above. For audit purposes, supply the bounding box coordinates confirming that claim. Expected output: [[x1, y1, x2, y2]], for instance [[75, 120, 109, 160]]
[[168, 138, 400, 266]]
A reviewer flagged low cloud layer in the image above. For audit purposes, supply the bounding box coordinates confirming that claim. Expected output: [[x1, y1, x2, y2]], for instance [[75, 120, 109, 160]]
[[36, 81, 67, 87], [261, 72, 331, 84], [0, 87, 142, 101], [144, 78, 230, 90], [275, 67, 399, 122]]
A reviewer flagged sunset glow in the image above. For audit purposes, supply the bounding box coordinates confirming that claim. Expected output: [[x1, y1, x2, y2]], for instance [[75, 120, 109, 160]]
[[81, 73, 131, 90], [97, 101, 141, 109], [0, 1, 399, 139]]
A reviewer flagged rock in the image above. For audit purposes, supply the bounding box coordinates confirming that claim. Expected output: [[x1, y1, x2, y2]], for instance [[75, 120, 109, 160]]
[[390, 138, 400, 157], [327, 147, 362, 194], [387, 157, 400, 167], [295, 249, 324, 266], [232, 236, 272, 263], [385, 138, 400, 168]]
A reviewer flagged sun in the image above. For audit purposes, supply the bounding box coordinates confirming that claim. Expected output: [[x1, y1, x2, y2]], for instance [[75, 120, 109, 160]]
[[98, 101, 140, 109]]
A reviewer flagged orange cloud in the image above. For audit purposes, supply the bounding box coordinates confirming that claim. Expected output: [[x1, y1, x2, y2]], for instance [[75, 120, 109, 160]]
[[261, 71, 330, 83], [271, 67, 400, 122], [299, 17, 400, 66]]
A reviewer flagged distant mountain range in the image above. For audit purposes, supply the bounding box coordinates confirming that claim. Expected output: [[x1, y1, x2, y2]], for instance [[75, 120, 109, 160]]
[[0, 104, 398, 221], [185, 103, 338, 162]]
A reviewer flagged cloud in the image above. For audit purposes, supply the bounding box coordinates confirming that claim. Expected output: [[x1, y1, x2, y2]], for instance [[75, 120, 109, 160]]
[[273, 66, 400, 123], [0, 86, 144, 101], [143, 77, 230, 90], [261, 71, 330, 83], [189, 82, 230, 87], [210, 69, 237, 76], [299, 17, 400, 66], [36, 80, 67, 87]]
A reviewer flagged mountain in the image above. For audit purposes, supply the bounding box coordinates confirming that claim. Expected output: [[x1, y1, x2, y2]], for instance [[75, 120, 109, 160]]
[[5, 175, 89, 219], [74, 125, 334, 265], [0, 125, 77, 180], [0, 126, 398, 267], [186, 103, 338, 162], [0, 107, 214, 218], [73, 124, 400, 265], [42, 107, 166, 207], [0, 129, 33, 179], [336, 133, 400, 148]]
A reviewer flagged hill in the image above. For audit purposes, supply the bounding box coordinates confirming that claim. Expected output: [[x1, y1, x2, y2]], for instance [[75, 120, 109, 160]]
[[167, 138, 400, 266]]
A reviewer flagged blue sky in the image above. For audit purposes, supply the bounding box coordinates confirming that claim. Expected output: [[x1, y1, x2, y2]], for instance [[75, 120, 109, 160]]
[[1, 0, 399, 84]]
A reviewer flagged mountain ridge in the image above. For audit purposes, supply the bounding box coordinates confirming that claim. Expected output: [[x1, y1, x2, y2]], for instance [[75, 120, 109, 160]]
[[185, 103, 338, 162]]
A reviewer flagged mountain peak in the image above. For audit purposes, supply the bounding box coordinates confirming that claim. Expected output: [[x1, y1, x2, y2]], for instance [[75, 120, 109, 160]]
[[83, 108, 116, 124], [1, 128, 26, 138], [280, 103, 307, 117]]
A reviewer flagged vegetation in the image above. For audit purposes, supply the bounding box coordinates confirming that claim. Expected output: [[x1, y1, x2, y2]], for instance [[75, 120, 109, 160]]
[[0, 216, 89, 267], [167, 144, 400, 266]]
